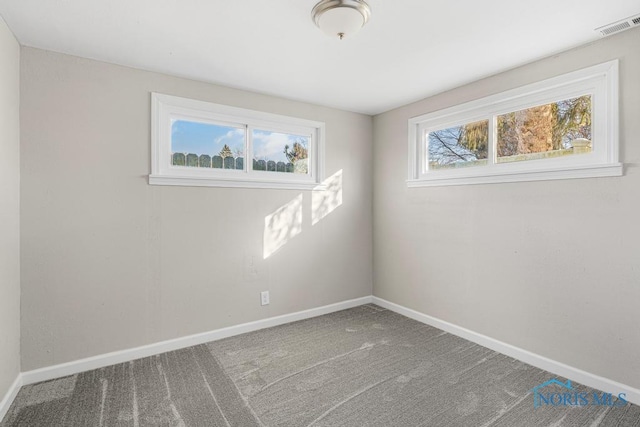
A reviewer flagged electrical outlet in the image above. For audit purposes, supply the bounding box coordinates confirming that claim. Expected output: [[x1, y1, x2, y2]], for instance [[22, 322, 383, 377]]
[[261, 291, 270, 306]]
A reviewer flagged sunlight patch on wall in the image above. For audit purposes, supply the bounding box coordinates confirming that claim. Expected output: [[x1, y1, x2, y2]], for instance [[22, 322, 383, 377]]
[[312, 170, 343, 225], [263, 194, 303, 259]]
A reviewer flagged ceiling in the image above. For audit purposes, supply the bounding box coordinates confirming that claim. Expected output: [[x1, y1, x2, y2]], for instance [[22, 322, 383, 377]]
[[0, 0, 638, 115]]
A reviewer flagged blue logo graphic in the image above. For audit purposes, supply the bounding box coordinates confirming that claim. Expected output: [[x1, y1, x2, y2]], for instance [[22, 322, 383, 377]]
[[532, 378, 628, 408]]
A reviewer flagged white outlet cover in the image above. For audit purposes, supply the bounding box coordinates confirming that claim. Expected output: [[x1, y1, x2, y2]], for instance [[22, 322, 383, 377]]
[[261, 291, 270, 306]]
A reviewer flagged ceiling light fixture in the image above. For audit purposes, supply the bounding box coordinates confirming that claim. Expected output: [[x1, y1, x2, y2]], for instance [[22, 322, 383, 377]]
[[312, 0, 371, 40]]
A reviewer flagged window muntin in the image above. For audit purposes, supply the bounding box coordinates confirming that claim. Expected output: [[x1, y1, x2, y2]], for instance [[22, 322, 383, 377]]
[[408, 61, 620, 186], [151, 93, 325, 189], [423, 95, 595, 173]]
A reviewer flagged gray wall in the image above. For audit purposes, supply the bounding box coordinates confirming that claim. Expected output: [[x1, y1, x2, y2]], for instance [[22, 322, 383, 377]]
[[20, 48, 373, 371], [373, 27, 640, 390], [0, 16, 21, 398]]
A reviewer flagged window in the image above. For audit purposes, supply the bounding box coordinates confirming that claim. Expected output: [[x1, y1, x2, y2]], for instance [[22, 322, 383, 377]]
[[408, 61, 621, 187], [150, 93, 325, 189]]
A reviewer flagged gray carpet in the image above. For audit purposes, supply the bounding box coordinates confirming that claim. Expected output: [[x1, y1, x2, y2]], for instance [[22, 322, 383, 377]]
[[2, 304, 639, 426]]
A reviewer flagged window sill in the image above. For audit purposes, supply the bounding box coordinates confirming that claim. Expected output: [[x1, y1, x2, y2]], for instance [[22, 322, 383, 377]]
[[406, 162, 623, 187], [149, 174, 326, 190]]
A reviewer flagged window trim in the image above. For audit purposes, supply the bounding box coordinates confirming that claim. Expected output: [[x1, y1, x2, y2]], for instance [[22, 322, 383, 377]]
[[407, 60, 622, 187], [150, 93, 325, 190]]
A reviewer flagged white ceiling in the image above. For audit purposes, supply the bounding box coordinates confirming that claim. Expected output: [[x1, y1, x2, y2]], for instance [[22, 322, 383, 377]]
[[0, 0, 638, 115]]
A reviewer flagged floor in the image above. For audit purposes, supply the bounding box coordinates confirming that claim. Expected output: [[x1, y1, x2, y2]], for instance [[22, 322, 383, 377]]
[[2, 304, 639, 426]]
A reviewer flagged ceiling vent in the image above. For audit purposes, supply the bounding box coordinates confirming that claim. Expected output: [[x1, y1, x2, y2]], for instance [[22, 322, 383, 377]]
[[596, 14, 640, 36]]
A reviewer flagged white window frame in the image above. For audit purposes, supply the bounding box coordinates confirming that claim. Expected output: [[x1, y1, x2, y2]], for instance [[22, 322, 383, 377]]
[[150, 93, 325, 190], [407, 60, 622, 187]]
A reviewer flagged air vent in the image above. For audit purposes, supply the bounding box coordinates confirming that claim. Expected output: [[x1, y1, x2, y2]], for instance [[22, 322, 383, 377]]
[[596, 14, 640, 37]]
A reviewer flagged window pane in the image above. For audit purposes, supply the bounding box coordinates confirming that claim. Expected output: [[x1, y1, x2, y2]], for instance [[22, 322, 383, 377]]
[[497, 95, 592, 163], [252, 130, 310, 174], [427, 120, 488, 170], [171, 119, 245, 169]]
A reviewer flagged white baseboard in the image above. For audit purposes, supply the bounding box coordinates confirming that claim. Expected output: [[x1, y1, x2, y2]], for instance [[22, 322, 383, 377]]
[[17, 295, 640, 409], [373, 296, 640, 406], [22, 296, 373, 386], [0, 374, 23, 422]]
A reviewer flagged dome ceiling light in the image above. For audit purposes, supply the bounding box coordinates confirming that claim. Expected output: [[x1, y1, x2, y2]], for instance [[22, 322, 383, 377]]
[[312, 0, 372, 40]]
